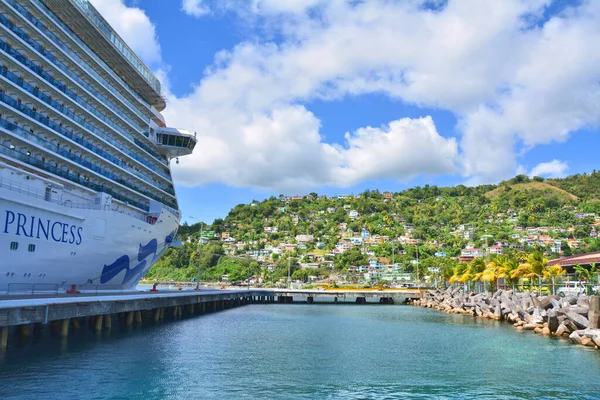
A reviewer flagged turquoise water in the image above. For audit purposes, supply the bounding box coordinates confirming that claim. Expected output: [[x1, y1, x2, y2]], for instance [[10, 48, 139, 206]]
[[1, 304, 600, 399]]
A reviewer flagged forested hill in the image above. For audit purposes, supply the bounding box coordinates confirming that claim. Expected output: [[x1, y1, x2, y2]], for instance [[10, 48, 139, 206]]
[[148, 172, 600, 283]]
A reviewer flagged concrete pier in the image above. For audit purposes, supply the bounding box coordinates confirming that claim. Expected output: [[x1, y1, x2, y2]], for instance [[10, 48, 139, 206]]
[[0, 288, 420, 349]]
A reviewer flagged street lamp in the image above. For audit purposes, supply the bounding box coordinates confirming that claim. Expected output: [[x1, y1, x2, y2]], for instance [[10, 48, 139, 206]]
[[189, 216, 203, 291], [247, 254, 251, 291], [415, 244, 420, 287], [287, 254, 291, 289]]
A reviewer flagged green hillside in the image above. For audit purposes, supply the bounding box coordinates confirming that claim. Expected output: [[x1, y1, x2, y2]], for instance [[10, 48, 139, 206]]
[[145, 172, 600, 284]]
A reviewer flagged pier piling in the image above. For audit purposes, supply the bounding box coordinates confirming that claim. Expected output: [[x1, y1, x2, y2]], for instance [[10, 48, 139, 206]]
[[104, 315, 112, 330], [126, 312, 134, 327], [94, 315, 103, 333], [59, 319, 69, 338], [0, 327, 8, 350], [19, 324, 31, 340]]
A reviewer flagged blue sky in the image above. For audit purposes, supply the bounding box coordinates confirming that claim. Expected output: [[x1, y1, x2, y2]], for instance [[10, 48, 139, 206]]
[[92, 0, 600, 224]]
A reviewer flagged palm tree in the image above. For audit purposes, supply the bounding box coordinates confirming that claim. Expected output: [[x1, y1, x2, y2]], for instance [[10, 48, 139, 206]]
[[543, 264, 565, 295], [463, 258, 486, 292], [574, 263, 600, 294], [481, 258, 504, 292], [512, 252, 548, 295], [502, 257, 520, 291], [449, 263, 467, 286]]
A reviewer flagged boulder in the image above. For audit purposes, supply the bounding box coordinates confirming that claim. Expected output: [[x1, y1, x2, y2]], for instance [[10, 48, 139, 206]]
[[547, 310, 560, 333], [565, 296, 578, 305], [495, 307, 502, 320], [542, 327, 551, 336], [538, 296, 557, 310], [578, 296, 590, 308], [569, 331, 583, 344], [564, 319, 579, 333], [555, 322, 567, 337], [566, 311, 590, 330]]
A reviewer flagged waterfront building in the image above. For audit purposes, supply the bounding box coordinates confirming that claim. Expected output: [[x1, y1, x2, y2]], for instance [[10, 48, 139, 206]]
[[0, 0, 196, 292]]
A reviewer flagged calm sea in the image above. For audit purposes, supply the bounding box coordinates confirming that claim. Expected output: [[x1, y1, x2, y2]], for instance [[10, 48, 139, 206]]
[[1, 304, 599, 399]]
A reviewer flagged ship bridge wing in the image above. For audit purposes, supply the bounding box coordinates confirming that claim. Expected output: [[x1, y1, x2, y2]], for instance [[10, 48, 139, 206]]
[[154, 127, 197, 159]]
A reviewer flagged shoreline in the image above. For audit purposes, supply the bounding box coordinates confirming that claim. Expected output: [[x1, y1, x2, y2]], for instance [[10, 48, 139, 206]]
[[409, 287, 600, 350]]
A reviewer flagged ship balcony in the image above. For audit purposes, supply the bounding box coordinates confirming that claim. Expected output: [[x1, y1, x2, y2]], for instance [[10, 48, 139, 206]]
[[155, 128, 197, 159]]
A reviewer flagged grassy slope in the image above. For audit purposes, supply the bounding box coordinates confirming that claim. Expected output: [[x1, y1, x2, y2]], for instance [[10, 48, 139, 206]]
[[484, 182, 579, 201]]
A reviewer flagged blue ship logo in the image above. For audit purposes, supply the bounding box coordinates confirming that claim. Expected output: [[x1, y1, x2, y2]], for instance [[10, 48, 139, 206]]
[[100, 238, 158, 285]]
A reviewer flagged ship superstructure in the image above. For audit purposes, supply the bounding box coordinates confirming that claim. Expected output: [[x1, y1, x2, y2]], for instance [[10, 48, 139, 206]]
[[0, 0, 196, 293]]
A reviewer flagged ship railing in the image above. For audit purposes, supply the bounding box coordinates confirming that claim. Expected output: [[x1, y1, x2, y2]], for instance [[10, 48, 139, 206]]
[[0, 175, 101, 209], [64, 201, 103, 210], [0, 131, 180, 211], [6, 283, 60, 296], [0, 14, 169, 168], [0, 114, 177, 206], [76, 284, 125, 295], [5, 283, 130, 297], [0, 148, 168, 225], [111, 206, 154, 224], [0, 174, 57, 203], [0, 73, 172, 186]]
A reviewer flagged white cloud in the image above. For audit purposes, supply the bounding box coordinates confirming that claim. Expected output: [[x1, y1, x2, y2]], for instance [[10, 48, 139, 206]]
[[89, 0, 161, 65], [165, 96, 457, 191], [335, 117, 458, 186], [94, 0, 600, 191], [181, 0, 210, 17], [529, 160, 569, 179], [248, 0, 329, 15]]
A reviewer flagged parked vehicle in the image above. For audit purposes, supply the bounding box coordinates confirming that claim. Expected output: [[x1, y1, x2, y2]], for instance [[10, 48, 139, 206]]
[[557, 281, 586, 297]]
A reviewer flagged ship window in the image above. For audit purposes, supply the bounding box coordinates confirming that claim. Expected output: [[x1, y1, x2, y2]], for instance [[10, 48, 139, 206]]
[[10, 241, 18, 250], [28, 244, 35, 252]]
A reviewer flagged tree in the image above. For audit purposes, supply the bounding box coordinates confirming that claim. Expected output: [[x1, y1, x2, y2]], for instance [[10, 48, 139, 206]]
[[512, 252, 548, 294], [574, 263, 600, 294], [292, 269, 310, 282], [561, 241, 572, 256], [543, 264, 565, 295]]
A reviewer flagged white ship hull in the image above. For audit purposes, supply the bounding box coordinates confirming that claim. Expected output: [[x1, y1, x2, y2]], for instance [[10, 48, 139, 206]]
[[0, 187, 178, 294], [0, 0, 196, 295]]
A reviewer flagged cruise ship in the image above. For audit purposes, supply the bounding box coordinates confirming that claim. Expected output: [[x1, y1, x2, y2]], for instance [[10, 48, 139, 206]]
[[0, 0, 196, 293]]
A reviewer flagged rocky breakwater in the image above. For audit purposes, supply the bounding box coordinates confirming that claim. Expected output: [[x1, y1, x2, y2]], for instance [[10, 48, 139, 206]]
[[411, 287, 600, 350]]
